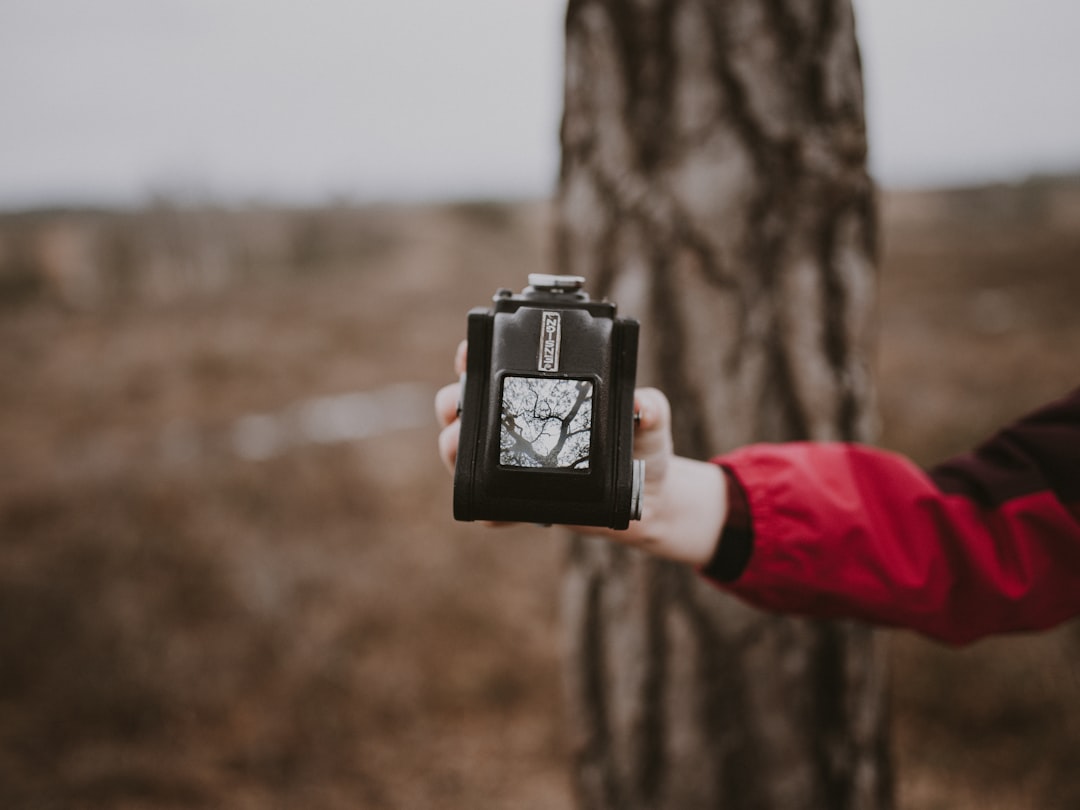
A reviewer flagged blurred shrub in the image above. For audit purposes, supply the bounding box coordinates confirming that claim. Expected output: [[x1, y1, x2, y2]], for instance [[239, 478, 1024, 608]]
[[0, 202, 403, 311]]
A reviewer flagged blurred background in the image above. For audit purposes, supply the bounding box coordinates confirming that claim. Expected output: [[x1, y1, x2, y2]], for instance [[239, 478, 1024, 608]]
[[1, 1, 1078, 807]]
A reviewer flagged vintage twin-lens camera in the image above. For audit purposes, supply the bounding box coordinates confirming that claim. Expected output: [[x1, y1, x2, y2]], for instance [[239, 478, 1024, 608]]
[[453, 274, 643, 529]]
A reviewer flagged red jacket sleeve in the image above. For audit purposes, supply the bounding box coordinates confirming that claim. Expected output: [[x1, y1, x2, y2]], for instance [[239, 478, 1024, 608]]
[[703, 387, 1080, 645]]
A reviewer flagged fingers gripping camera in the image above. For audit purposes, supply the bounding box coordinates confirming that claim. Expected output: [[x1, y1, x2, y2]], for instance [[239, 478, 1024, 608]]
[[453, 275, 643, 529]]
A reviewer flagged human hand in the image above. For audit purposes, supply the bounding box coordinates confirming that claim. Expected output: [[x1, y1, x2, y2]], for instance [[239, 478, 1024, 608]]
[[434, 341, 727, 566]]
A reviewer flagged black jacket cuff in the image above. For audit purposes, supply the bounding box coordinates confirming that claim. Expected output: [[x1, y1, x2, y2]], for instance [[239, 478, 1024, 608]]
[[701, 464, 754, 583]]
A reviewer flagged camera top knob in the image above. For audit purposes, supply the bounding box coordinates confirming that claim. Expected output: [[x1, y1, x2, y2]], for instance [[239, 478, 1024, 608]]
[[526, 274, 587, 294]]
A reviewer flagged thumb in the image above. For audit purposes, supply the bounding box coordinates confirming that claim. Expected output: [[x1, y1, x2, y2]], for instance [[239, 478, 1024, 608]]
[[632, 388, 673, 478]]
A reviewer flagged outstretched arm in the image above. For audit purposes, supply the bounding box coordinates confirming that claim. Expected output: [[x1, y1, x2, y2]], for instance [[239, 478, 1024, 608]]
[[437, 344, 1080, 645]]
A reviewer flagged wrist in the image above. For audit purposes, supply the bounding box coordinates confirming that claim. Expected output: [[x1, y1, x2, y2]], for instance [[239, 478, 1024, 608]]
[[646, 456, 728, 566]]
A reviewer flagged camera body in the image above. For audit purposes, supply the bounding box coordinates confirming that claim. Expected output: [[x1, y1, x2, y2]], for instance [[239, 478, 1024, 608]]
[[453, 275, 643, 529]]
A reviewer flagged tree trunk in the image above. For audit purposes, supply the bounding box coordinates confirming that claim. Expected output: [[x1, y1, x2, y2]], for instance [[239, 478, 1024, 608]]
[[555, 1, 892, 808]]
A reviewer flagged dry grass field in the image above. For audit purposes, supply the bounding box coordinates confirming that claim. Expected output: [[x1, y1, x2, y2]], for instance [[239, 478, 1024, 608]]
[[1, 179, 1078, 808]]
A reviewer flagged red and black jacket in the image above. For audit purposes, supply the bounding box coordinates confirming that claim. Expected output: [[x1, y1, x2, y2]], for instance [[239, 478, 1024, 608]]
[[703, 387, 1080, 645]]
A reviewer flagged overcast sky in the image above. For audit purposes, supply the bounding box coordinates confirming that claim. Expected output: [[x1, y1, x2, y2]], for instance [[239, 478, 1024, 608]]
[[2, 1, 1078, 208]]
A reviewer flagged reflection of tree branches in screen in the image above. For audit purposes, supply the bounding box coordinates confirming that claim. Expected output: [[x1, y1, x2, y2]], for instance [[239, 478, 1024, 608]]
[[500, 377, 592, 468]]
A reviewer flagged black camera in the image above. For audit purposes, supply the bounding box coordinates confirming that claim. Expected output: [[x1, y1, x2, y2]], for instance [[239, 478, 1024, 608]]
[[453, 275, 643, 529]]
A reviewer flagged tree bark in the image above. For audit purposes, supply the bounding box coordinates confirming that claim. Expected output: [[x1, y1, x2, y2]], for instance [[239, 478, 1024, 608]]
[[555, 1, 892, 808]]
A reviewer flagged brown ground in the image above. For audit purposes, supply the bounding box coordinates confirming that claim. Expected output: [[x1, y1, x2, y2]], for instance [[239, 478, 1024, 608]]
[[1, 180, 1078, 808]]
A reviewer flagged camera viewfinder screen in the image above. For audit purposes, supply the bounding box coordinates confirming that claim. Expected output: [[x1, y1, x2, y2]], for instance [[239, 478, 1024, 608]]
[[499, 376, 593, 469]]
